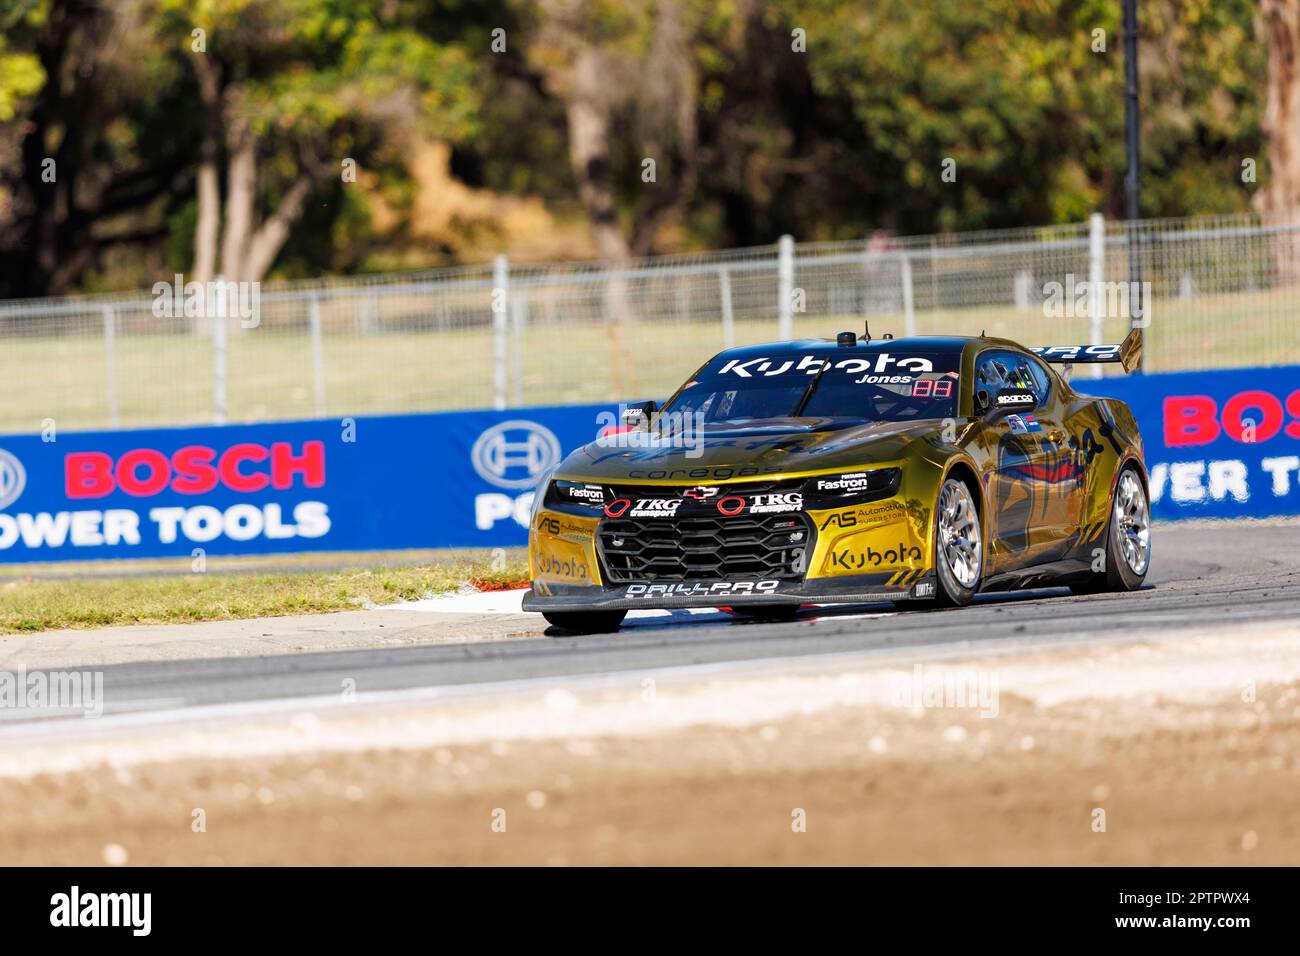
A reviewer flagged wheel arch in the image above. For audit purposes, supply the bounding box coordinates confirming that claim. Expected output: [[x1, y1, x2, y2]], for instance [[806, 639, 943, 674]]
[[938, 457, 986, 577], [942, 459, 984, 518]]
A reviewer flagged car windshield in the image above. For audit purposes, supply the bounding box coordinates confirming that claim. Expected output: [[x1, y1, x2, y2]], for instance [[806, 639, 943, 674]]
[[663, 349, 961, 424]]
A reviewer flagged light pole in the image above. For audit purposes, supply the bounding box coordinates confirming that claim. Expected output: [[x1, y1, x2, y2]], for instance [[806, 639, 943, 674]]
[[1123, 0, 1144, 370]]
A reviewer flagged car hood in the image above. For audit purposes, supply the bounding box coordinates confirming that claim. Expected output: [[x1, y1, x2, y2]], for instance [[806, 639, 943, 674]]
[[558, 417, 939, 482]]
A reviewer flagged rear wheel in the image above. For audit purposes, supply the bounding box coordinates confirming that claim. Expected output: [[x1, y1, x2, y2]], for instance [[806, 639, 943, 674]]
[[542, 610, 627, 635], [932, 477, 982, 607], [1070, 464, 1150, 594]]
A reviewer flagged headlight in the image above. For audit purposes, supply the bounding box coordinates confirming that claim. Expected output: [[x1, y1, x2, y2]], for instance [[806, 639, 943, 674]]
[[549, 479, 606, 509], [528, 467, 558, 527], [803, 468, 900, 505]]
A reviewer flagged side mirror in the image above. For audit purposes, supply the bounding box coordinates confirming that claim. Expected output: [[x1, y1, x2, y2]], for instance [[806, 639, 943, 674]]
[[621, 400, 658, 430], [982, 388, 1037, 419]]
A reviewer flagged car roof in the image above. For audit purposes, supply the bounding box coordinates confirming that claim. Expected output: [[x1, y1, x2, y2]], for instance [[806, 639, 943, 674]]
[[711, 335, 980, 361]]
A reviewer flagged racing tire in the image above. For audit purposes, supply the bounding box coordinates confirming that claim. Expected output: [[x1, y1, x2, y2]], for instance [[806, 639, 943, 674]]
[[1070, 463, 1150, 595], [931, 476, 983, 608], [542, 610, 628, 635]]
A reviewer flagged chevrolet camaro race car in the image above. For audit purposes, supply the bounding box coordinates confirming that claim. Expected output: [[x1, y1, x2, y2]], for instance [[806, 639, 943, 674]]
[[523, 328, 1150, 634]]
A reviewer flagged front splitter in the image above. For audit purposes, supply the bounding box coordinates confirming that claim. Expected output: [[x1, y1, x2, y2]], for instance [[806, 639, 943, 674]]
[[522, 573, 935, 612]]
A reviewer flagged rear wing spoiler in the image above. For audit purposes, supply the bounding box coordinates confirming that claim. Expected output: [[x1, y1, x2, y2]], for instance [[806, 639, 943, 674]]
[[1028, 328, 1143, 374]]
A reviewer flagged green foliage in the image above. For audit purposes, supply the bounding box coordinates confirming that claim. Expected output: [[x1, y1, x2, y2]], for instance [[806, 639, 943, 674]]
[[0, 0, 1279, 293], [0, 0, 47, 121], [786, 0, 1263, 230]]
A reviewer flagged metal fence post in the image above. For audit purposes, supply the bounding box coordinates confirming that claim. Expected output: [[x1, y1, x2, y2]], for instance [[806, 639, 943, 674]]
[[900, 253, 916, 337], [101, 305, 120, 428], [212, 293, 228, 425], [309, 296, 326, 416], [510, 291, 525, 407], [493, 254, 508, 410], [718, 266, 735, 349], [1088, 213, 1106, 378], [778, 234, 794, 340]]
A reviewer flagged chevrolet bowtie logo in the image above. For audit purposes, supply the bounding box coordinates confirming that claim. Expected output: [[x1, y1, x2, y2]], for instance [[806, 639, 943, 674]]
[[683, 486, 719, 499]]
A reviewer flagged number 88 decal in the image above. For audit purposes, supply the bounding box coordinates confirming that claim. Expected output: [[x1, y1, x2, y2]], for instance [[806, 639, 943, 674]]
[[911, 379, 953, 398]]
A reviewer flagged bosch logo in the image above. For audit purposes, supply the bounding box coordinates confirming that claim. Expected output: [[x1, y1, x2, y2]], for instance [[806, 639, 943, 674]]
[[0, 448, 26, 510], [64, 442, 325, 498], [472, 421, 562, 490]]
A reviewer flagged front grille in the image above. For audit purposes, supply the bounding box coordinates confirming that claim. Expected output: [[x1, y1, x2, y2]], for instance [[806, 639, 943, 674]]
[[607, 478, 803, 501], [598, 512, 812, 582]]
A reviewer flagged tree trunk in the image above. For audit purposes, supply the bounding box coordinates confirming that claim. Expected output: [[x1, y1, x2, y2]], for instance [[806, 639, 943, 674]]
[[191, 54, 222, 285], [219, 115, 257, 281], [565, 50, 631, 263], [563, 49, 637, 394], [242, 173, 314, 282], [1257, 0, 1300, 280]]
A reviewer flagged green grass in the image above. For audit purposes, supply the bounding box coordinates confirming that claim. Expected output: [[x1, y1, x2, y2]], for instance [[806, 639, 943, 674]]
[[0, 549, 529, 634], [1, 288, 1297, 434]]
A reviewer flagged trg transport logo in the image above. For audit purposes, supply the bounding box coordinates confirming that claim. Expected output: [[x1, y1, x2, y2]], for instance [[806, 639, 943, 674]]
[[0, 448, 26, 510]]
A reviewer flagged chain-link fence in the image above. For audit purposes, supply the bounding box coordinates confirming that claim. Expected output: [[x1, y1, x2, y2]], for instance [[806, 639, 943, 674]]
[[1, 210, 1298, 434]]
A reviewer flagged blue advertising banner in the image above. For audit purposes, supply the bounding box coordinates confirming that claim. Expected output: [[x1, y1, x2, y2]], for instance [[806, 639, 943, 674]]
[[0, 363, 1295, 562], [0, 406, 613, 562], [1086, 364, 1300, 522]]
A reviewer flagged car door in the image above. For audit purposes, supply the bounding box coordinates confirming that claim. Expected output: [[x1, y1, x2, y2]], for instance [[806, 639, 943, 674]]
[[976, 350, 1081, 573]]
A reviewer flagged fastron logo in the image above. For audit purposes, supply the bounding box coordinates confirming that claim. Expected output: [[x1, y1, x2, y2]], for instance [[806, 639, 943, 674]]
[[0, 449, 26, 510], [471, 420, 562, 490]]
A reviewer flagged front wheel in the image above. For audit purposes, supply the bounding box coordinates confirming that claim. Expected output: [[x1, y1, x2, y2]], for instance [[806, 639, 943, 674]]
[[931, 477, 983, 607], [542, 610, 627, 635], [1071, 464, 1150, 594]]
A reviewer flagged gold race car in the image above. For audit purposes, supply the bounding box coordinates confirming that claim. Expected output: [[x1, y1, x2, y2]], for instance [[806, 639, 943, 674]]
[[523, 329, 1149, 633]]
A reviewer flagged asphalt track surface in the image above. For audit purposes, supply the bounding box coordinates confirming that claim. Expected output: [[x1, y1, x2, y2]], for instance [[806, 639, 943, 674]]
[[3, 521, 1298, 730]]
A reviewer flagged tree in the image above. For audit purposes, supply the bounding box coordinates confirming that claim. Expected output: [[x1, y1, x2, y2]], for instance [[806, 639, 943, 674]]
[[1258, 0, 1300, 217], [521, 0, 699, 260], [0, 0, 195, 298], [783, 0, 1261, 232], [155, 0, 480, 284]]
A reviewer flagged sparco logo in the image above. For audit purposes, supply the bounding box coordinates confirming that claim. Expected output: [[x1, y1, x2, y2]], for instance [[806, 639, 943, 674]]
[[0, 449, 26, 510], [471, 420, 562, 490]]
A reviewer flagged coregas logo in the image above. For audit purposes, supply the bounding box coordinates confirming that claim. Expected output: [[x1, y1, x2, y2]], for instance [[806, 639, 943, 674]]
[[0, 449, 26, 510]]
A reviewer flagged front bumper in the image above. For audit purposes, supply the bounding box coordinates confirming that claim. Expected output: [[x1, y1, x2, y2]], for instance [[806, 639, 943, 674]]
[[522, 570, 936, 612], [526, 463, 940, 613]]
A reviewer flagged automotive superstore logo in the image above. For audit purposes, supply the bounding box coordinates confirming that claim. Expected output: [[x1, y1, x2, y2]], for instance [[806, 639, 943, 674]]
[[0, 441, 330, 553], [473, 420, 562, 530]]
